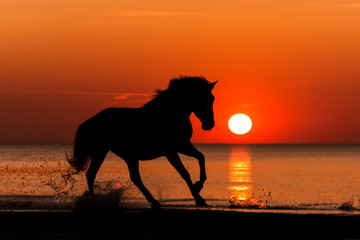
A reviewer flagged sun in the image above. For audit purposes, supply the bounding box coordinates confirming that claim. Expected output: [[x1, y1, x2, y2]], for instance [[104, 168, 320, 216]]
[[228, 114, 252, 135]]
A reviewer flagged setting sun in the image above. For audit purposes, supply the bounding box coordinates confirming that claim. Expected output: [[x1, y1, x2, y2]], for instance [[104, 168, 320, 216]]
[[228, 114, 252, 135]]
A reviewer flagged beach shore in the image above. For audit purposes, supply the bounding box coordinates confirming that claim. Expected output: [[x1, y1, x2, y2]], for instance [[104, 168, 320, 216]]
[[1, 208, 360, 239]]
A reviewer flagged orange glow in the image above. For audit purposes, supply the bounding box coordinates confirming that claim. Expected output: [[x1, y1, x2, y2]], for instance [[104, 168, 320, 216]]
[[1, 1, 360, 143]]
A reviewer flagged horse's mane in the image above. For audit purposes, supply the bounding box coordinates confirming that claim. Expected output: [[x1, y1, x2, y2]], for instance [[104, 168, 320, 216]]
[[155, 75, 210, 97], [144, 75, 210, 107], [143, 76, 210, 109]]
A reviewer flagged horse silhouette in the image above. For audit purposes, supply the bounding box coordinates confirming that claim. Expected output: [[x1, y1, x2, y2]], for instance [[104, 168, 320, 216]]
[[67, 76, 217, 209]]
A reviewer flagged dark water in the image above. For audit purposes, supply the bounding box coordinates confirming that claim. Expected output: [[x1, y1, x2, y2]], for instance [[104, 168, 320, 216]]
[[1, 144, 360, 214]]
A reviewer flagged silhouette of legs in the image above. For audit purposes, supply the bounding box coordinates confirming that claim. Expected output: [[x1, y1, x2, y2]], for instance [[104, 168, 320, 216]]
[[179, 143, 207, 194], [166, 153, 207, 206], [125, 159, 161, 209], [86, 149, 108, 193]]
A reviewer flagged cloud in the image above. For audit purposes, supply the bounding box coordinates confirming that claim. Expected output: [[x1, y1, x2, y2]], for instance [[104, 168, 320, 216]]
[[306, 2, 360, 8], [240, 102, 259, 108], [334, 3, 360, 8], [305, 2, 323, 7], [98, 10, 213, 17], [113, 93, 151, 100], [0, 89, 114, 96], [0, 89, 151, 101]]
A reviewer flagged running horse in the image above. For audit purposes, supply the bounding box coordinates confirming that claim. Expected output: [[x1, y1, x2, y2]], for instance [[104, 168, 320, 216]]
[[67, 76, 217, 209]]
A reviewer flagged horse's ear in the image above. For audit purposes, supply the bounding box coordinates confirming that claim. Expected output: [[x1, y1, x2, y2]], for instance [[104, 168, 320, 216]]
[[209, 81, 217, 90]]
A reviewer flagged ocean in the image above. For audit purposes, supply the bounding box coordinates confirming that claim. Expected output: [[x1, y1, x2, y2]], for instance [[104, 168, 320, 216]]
[[1, 144, 360, 214]]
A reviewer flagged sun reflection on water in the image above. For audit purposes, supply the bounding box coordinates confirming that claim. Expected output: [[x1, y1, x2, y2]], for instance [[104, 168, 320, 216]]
[[228, 145, 268, 208], [229, 145, 252, 199]]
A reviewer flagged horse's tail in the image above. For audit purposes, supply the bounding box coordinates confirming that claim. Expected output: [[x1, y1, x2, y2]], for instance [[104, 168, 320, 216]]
[[66, 124, 91, 174]]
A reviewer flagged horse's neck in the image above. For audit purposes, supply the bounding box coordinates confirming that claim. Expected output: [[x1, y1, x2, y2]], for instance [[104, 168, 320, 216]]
[[143, 95, 192, 119]]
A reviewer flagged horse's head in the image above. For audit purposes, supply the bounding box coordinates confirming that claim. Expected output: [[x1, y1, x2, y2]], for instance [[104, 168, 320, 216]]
[[193, 80, 217, 131], [148, 76, 217, 131]]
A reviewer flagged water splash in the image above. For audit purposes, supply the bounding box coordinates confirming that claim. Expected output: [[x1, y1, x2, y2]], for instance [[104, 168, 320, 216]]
[[229, 190, 271, 209], [338, 197, 360, 211], [74, 181, 127, 211], [46, 166, 78, 199], [229, 195, 268, 209]]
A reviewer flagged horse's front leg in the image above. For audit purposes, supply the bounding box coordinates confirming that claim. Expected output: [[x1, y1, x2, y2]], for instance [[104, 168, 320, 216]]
[[193, 151, 206, 194], [179, 144, 207, 194], [166, 153, 207, 206]]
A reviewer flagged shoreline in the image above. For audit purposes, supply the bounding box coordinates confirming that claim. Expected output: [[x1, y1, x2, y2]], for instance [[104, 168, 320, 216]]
[[1, 208, 360, 239], [1, 194, 360, 216], [2, 195, 360, 216]]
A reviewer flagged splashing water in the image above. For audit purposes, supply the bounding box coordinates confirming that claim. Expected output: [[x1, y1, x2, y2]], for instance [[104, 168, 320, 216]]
[[46, 165, 128, 210], [45, 153, 81, 200], [47, 168, 77, 200], [229, 195, 268, 209], [338, 197, 360, 211], [47, 154, 128, 209], [229, 190, 271, 209], [74, 181, 128, 211]]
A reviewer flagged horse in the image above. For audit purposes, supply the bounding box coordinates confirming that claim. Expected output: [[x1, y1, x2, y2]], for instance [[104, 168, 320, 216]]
[[67, 76, 217, 209]]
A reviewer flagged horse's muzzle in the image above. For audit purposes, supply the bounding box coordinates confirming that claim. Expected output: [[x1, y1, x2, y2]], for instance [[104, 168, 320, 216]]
[[202, 121, 215, 131]]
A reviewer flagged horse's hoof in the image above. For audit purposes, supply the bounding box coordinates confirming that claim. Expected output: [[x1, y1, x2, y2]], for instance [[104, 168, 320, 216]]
[[82, 190, 94, 197], [196, 198, 207, 207], [151, 201, 161, 210]]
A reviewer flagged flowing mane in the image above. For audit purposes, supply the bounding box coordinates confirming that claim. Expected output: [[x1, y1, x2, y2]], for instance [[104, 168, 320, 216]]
[[155, 75, 210, 96], [144, 76, 210, 108]]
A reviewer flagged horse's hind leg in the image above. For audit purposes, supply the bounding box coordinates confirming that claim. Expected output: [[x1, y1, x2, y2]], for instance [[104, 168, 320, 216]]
[[125, 159, 161, 209], [86, 149, 108, 193]]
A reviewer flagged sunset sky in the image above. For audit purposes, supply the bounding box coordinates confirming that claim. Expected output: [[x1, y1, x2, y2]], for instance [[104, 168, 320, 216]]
[[1, 0, 360, 144]]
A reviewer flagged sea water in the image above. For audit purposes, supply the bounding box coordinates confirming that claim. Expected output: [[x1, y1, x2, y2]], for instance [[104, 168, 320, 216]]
[[0, 144, 360, 214]]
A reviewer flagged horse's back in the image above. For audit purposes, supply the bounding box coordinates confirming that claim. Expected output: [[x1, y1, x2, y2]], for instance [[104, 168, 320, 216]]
[[79, 107, 191, 159], [82, 107, 141, 136]]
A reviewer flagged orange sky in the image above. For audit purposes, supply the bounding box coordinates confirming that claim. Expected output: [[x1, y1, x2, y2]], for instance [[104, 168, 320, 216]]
[[1, 0, 360, 144]]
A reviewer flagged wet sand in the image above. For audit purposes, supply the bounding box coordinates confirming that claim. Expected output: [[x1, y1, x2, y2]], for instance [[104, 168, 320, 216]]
[[1, 208, 360, 239]]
